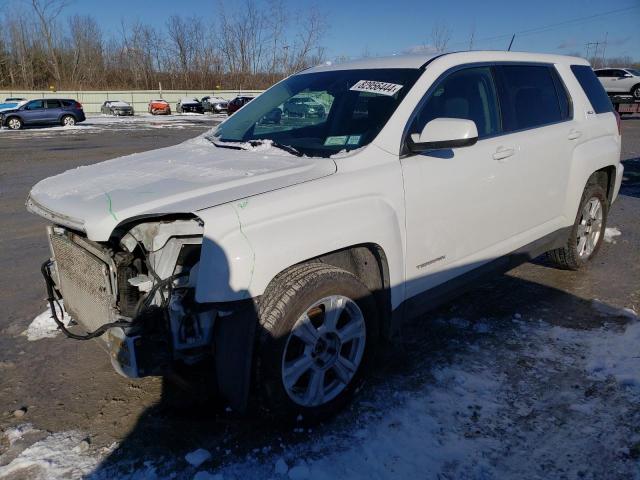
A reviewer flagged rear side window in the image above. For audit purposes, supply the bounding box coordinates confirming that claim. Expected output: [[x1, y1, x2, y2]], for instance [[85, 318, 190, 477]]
[[45, 100, 61, 109], [570, 65, 613, 114], [495, 65, 565, 131], [414, 66, 501, 138], [62, 100, 74, 107]]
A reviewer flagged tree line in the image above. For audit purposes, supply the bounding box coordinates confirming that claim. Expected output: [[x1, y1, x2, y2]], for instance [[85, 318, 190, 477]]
[[0, 0, 327, 91]]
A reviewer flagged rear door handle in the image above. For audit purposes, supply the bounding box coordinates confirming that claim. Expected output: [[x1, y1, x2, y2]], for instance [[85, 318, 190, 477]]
[[493, 146, 515, 160], [568, 129, 582, 140]]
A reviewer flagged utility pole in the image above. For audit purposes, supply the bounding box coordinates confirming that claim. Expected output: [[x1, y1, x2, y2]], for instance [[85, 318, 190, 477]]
[[585, 41, 601, 67], [601, 32, 608, 68]]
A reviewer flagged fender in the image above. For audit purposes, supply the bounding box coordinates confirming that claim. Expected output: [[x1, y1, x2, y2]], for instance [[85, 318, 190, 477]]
[[562, 124, 620, 222], [194, 148, 407, 309]]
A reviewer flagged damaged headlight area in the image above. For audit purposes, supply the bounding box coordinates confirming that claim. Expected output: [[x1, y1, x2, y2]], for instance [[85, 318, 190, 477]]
[[42, 216, 217, 378]]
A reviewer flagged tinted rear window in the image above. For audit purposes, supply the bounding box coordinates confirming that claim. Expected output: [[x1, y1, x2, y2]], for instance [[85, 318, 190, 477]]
[[45, 100, 61, 108], [570, 65, 613, 114], [496, 65, 565, 131], [62, 100, 75, 107]]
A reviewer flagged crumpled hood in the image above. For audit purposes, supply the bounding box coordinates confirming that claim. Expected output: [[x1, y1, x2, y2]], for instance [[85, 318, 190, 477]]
[[27, 136, 336, 240]]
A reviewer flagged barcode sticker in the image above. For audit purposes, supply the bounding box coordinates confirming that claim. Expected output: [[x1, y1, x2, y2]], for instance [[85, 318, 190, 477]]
[[350, 80, 403, 96]]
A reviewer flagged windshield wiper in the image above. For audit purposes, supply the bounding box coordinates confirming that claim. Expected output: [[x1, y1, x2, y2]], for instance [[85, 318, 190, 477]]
[[247, 139, 303, 157], [210, 137, 303, 157]]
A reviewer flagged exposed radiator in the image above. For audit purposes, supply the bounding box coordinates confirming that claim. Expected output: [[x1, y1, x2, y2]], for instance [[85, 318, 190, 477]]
[[49, 233, 116, 333]]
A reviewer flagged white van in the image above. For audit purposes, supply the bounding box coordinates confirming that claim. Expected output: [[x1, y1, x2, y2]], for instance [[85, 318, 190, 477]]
[[27, 51, 623, 417]]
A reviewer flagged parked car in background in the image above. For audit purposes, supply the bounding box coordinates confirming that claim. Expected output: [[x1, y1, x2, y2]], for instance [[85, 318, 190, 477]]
[[25, 52, 622, 418], [0, 99, 28, 112], [227, 95, 254, 115], [148, 99, 171, 115], [595, 68, 640, 98], [283, 96, 326, 118], [177, 98, 204, 114], [101, 100, 134, 116], [202, 96, 228, 113], [1, 98, 85, 130]]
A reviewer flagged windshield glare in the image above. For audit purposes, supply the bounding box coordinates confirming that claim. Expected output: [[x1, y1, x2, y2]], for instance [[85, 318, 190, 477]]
[[209, 68, 421, 158]]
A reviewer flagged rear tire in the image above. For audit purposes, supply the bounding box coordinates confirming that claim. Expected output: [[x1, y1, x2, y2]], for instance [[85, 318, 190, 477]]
[[547, 179, 608, 270], [257, 263, 379, 420], [61, 115, 76, 127]]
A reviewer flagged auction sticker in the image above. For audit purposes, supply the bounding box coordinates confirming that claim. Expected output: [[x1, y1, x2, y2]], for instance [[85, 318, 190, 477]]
[[350, 80, 403, 96]]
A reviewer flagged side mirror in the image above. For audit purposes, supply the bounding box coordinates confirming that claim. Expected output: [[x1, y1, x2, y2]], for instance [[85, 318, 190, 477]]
[[407, 118, 478, 153], [623, 73, 633, 78]]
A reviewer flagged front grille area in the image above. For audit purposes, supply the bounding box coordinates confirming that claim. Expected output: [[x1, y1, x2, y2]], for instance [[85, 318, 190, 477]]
[[49, 233, 115, 333]]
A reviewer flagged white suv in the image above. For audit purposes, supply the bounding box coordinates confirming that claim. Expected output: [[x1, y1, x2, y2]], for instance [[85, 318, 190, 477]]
[[27, 51, 623, 418], [595, 67, 640, 98]]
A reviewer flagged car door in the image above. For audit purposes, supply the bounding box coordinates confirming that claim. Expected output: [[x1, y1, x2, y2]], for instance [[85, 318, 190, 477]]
[[22, 100, 46, 124], [608, 69, 629, 93], [491, 64, 575, 239], [44, 99, 62, 123], [401, 66, 518, 297]]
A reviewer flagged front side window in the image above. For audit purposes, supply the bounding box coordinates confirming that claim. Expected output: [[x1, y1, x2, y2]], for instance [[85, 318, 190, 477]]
[[496, 65, 564, 131], [210, 68, 421, 158], [26, 100, 44, 110], [413, 66, 501, 139]]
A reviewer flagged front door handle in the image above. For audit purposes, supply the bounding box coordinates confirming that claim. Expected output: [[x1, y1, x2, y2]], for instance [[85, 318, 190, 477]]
[[568, 129, 582, 140], [493, 146, 515, 160]]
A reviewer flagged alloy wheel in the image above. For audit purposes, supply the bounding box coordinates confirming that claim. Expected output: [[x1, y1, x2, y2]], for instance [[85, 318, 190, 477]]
[[576, 196, 603, 258], [281, 295, 366, 407]]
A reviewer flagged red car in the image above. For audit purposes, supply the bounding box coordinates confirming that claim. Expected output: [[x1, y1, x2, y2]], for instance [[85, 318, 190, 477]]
[[227, 96, 254, 115], [148, 99, 171, 115]]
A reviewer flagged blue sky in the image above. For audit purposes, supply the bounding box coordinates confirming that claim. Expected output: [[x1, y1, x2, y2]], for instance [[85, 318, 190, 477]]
[[5, 0, 640, 60]]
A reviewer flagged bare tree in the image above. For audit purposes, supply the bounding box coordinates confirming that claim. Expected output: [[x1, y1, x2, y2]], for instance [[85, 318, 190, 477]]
[[29, 0, 69, 85], [0, 0, 330, 90], [431, 21, 452, 53]]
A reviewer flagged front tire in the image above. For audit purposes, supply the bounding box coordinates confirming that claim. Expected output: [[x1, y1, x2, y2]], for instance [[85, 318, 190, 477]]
[[632, 84, 640, 100], [6, 116, 22, 130], [547, 180, 608, 270], [257, 263, 379, 420]]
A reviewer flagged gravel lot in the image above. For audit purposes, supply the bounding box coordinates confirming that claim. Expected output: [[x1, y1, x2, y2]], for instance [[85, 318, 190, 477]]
[[0, 116, 638, 479]]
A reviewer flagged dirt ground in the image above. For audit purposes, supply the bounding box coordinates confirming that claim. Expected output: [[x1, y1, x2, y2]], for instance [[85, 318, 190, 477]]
[[0, 117, 638, 479]]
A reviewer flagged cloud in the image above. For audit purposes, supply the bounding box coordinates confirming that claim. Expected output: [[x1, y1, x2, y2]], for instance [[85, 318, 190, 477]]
[[403, 44, 439, 55], [557, 38, 578, 50], [609, 36, 630, 46]]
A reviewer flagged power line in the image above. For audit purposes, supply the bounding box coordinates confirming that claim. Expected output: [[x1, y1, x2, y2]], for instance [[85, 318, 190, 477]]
[[454, 5, 639, 49]]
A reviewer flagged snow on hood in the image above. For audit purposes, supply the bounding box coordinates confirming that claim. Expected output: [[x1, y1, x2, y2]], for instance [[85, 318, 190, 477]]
[[27, 135, 336, 240]]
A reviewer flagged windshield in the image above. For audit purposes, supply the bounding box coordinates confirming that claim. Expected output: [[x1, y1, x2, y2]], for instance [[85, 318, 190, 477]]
[[209, 68, 422, 157], [627, 69, 640, 77]]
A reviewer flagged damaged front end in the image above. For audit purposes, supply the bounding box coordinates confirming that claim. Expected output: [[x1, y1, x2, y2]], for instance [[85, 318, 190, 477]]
[[42, 217, 217, 379]]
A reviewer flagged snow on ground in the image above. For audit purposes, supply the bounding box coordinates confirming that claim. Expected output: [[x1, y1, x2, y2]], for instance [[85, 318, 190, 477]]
[[22, 303, 67, 341], [0, 113, 222, 137], [604, 227, 622, 243], [0, 425, 107, 480], [3, 303, 639, 479]]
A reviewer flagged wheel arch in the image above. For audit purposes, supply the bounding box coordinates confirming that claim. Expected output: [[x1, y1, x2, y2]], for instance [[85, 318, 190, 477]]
[[298, 243, 393, 339]]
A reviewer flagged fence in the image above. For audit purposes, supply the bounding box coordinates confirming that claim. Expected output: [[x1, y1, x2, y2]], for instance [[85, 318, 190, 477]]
[[0, 90, 264, 114]]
